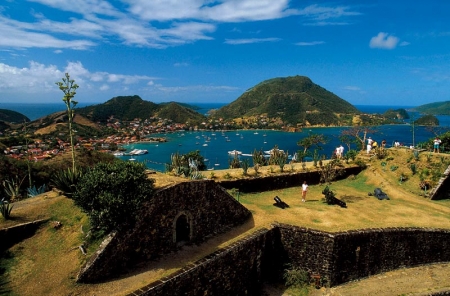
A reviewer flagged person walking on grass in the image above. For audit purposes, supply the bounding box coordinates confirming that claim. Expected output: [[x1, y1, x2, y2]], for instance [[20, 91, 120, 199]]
[[302, 181, 308, 202]]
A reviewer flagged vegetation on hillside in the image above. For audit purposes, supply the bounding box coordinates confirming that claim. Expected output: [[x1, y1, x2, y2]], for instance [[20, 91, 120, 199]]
[[73, 161, 155, 233], [0, 150, 115, 202], [414, 101, 450, 115], [211, 76, 360, 127], [76, 95, 206, 125], [383, 108, 410, 120], [414, 114, 439, 126], [0, 109, 29, 123], [156, 102, 206, 125]]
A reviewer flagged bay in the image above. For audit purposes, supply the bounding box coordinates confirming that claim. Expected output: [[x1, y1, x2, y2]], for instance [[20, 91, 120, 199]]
[[118, 125, 436, 172], [2, 102, 447, 172]]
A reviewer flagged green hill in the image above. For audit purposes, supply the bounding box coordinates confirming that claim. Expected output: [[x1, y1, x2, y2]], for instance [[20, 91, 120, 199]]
[[211, 76, 359, 127], [0, 109, 29, 123], [77, 96, 206, 124], [414, 101, 450, 115], [77, 95, 160, 122], [156, 102, 206, 125], [414, 114, 439, 126], [383, 108, 410, 120]]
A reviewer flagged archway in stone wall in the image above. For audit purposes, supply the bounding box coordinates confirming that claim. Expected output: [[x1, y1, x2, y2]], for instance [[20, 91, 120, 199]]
[[173, 212, 193, 243]]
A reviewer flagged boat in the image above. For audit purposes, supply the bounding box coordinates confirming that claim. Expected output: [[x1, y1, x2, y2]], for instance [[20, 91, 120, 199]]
[[129, 157, 136, 161], [254, 132, 259, 135], [228, 150, 242, 155], [129, 149, 148, 155], [112, 152, 124, 156], [202, 143, 208, 146]]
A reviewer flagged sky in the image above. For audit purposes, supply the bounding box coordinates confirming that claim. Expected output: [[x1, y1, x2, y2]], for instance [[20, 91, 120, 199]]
[[0, 0, 449, 107]]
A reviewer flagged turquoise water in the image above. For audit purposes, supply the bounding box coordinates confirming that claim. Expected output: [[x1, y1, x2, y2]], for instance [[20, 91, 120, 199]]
[[118, 125, 435, 172], [2, 102, 446, 172]]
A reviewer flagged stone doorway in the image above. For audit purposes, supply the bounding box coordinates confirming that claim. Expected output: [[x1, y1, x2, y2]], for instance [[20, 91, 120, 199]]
[[173, 212, 192, 244]]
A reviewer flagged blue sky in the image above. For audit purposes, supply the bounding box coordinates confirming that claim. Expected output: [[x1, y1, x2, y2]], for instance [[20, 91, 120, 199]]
[[0, 0, 449, 106]]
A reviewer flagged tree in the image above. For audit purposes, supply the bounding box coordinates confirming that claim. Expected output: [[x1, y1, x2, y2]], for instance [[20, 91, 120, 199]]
[[73, 161, 155, 233], [341, 126, 377, 151], [338, 134, 355, 152], [297, 132, 328, 154], [56, 73, 79, 172]]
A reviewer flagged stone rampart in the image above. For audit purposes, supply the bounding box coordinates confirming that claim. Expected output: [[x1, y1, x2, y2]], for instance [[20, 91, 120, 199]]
[[126, 225, 450, 294], [77, 180, 252, 283], [218, 166, 362, 192]]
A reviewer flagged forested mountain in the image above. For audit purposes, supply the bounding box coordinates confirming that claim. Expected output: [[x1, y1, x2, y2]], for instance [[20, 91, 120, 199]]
[[0, 109, 29, 123], [77, 95, 206, 124], [156, 102, 206, 125], [383, 108, 410, 120], [211, 76, 359, 127], [414, 114, 439, 126], [414, 101, 450, 115], [77, 95, 160, 122]]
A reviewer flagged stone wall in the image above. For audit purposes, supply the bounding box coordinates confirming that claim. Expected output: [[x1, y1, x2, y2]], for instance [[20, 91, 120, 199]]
[[218, 166, 363, 192], [77, 180, 252, 283], [330, 227, 450, 285], [126, 228, 279, 296], [126, 225, 450, 295], [429, 165, 450, 200], [0, 219, 48, 252], [276, 225, 450, 287]]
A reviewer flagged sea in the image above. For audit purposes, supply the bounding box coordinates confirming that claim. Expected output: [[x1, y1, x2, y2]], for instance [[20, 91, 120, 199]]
[[3, 102, 449, 172]]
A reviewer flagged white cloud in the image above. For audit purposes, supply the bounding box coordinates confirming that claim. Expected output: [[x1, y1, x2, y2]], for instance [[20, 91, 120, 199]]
[[0, 1, 361, 50], [295, 41, 325, 46], [124, 0, 291, 22], [224, 37, 280, 45], [295, 4, 361, 26], [369, 32, 399, 49], [0, 60, 157, 94], [174, 62, 189, 67], [343, 86, 361, 91], [0, 59, 241, 103]]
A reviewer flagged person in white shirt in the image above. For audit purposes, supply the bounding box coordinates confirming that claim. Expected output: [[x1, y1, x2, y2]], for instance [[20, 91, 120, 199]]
[[434, 137, 442, 153], [367, 137, 373, 154], [301, 181, 308, 202], [338, 145, 344, 159]]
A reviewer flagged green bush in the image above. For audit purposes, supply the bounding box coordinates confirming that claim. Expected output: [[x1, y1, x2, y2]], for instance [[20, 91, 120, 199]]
[[283, 265, 309, 288], [73, 161, 155, 233], [0, 198, 13, 219]]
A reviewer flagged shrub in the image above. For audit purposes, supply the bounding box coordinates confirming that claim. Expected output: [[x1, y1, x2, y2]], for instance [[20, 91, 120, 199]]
[[241, 159, 250, 175], [0, 198, 13, 219], [413, 150, 420, 161], [27, 184, 47, 198], [409, 163, 417, 175], [3, 176, 26, 201], [374, 147, 388, 159], [252, 149, 267, 166], [50, 168, 84, 198], [354, 159, 367, 169], [73, 161, 155, 233], [283, 265, 309, 288]]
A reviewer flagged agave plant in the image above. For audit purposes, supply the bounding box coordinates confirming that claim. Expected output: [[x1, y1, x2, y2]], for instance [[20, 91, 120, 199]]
[[0, 198, 13, 219], [27, 184, 47, 198], [50, 168, 84, 198], [3, 176, 26, 202]]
